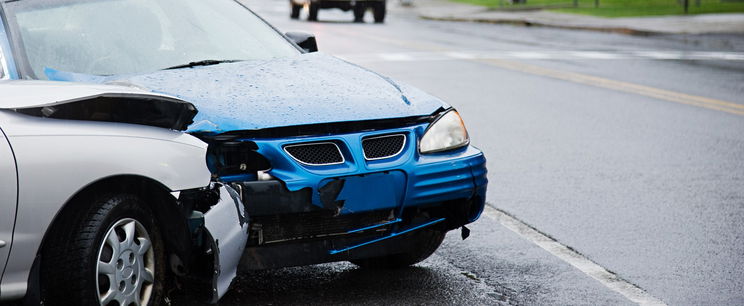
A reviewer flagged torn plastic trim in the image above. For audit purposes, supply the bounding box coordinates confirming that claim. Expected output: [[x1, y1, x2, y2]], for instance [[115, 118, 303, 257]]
[[328, 218, 446, 255], [204, 140, 271, 180], [234, 180, 314, 216], [6, 93, 198, 131], [199, 184, 249, 303], [238, 197, 482, 270], [346, 218, 402, 234]]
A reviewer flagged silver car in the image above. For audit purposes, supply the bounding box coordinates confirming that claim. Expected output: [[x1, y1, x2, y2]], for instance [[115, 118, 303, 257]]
[[0, 81, 248, 305]]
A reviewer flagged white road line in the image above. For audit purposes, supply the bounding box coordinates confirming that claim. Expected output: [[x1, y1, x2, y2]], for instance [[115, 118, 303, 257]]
[[690, 51, 744, 60], [336, 50, 744, 62], [505, 51, 556, 59], [378, 53, 416, 61], [570, 51, 626, 59], [445, 51, 477, 59], [628, 51, 685, 60], [482, 205, 668, 306]]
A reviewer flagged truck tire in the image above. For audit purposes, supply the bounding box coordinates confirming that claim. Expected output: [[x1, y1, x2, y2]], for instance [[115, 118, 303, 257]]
[[290, 3, 302, 19], [353, 3, 366, 22], [40, 194, 165, 306], [308, 2, 319, 21], [350, 229, 445, 269], [373, 1, 386, 23]]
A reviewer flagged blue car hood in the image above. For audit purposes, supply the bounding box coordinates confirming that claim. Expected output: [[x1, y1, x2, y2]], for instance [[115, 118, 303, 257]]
[[48, 53, 446, 133]]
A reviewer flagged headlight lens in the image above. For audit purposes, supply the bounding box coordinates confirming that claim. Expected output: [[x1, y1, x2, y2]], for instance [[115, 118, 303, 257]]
[[419, 110, 469, 154]]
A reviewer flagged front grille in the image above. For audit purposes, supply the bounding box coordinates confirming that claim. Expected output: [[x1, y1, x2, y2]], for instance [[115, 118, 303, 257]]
[[284, 142, 344, 165], [362, 134, 406, 160]]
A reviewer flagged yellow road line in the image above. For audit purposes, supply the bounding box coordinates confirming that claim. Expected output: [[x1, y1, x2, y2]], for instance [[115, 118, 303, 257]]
[[346, 32, 744, 116], [480, 59, 744, 116]]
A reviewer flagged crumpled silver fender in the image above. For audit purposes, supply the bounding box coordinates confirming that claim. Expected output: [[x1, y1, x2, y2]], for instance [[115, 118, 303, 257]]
[[202, 184, 249, 303]]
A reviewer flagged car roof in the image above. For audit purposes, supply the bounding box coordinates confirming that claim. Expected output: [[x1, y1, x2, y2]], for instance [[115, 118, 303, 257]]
[[0, 80, 179, 109]]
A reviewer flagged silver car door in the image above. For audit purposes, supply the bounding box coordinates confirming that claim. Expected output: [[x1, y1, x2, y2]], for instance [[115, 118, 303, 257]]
[[0, 126, 18, 284]]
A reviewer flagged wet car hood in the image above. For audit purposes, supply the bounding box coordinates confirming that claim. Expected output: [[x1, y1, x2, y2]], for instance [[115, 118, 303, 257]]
[[47, 53, 447, 133]]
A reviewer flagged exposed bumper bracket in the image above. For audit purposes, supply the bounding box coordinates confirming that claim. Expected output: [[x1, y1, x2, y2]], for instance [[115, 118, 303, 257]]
[[328, 217, 446, 255]]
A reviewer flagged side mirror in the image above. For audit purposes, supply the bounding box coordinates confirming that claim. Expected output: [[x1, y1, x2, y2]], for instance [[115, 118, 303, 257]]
[[285, 32, 318, 53]]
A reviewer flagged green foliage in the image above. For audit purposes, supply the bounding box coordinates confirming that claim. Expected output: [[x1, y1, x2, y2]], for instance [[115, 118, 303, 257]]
[[452, 0, 575, 9], [451, 0, 744, 17]]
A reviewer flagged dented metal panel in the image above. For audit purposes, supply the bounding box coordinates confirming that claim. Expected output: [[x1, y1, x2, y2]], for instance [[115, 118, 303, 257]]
[[43, 53, 448, 133], [0, 81, 197, 130], [0, 105, 210, 301], [243, 123, 487, 208], [202, 185, 249, 303], [217, 121, 486, 262]]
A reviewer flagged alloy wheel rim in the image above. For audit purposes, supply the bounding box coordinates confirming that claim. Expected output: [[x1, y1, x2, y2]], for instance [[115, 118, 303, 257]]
[[96, 218, 155, 306]]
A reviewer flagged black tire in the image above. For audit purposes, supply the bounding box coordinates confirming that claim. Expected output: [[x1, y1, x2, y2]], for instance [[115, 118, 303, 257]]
[[290, 3, 301, 19], [353, 3, 366, 22], [350, 230, 446, 269], [373, 1, 386, 23], [308, 2, 319, 21], [41, 194, 166, 306]]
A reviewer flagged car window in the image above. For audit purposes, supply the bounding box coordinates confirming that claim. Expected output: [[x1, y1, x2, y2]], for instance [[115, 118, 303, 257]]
[[3, 0, 299, 78]]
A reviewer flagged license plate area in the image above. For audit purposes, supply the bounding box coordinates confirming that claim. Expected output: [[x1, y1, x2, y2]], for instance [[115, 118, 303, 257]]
[[321, 170, 407, 215]]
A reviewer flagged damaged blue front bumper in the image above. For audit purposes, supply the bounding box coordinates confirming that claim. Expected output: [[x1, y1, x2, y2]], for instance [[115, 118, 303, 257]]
[[221, 122, 486, 267]]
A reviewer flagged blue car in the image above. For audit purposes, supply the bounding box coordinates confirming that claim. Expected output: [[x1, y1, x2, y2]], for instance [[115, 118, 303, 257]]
[[0, 0, 487, 304]]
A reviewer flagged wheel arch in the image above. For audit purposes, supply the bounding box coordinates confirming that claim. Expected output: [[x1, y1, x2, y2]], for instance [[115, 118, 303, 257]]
[[27, 175, 194, 301]]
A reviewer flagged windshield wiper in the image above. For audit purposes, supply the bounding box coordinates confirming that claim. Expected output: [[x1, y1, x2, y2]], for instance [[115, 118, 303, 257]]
[[163, 59, 242, 70]]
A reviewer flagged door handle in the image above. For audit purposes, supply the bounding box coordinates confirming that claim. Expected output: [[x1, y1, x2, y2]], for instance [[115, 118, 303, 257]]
[[0, 240, 6, 248]]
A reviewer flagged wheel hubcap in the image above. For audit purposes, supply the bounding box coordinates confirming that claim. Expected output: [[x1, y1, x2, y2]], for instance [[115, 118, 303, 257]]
[[96, 218, 154, 306]]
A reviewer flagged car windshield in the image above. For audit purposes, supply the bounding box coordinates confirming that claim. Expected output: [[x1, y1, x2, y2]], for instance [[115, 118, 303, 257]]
[[1, 0, 300, 78]]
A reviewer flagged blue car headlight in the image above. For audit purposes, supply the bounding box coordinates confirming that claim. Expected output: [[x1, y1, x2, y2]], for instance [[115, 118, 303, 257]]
[[419, 110, 470, 154]]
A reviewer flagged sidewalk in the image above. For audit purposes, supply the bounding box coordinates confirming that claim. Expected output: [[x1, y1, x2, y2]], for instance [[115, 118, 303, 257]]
[[406, 0, 744, 35]]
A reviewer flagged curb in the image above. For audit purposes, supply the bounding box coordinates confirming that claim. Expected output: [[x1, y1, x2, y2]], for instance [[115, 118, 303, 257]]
[[419, 15, 660, 36]]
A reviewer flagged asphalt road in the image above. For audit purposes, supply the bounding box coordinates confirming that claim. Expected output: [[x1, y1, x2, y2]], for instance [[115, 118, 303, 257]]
[[193, 1, 744, 305]]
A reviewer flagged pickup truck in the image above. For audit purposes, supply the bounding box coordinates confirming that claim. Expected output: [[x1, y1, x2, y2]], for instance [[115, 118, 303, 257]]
[[290, 0, 386, 22]]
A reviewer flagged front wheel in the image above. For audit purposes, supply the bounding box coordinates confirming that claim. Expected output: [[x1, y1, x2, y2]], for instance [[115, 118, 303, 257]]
[[41, 194, 165, 306], [350, 229, 445, 269]]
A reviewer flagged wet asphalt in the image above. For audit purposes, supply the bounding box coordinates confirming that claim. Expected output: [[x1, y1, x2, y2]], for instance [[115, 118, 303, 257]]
[[184, 0, 744, 305]]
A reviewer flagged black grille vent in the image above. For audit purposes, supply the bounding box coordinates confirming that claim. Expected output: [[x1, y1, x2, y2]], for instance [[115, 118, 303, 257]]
[[284, 142, 344, 165], [362, 134, 406, 160]]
